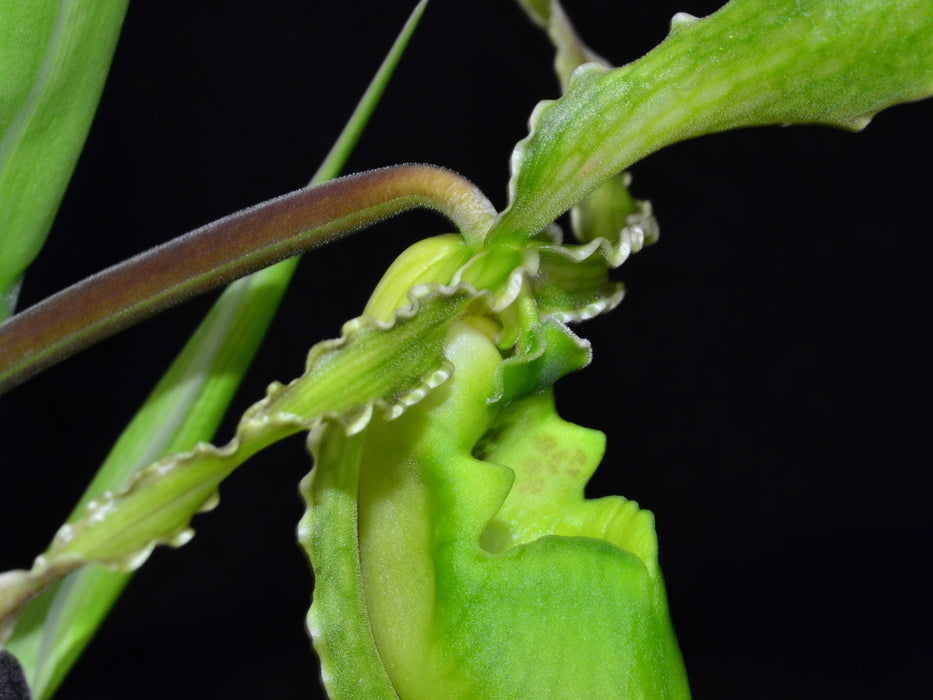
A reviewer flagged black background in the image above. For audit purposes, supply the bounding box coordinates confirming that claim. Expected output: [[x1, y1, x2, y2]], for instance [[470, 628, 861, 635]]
[[2, 1, 932, 698]]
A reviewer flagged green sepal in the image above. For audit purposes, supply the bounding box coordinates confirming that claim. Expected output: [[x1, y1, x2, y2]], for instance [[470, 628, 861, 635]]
[[514, 0, 641, 251], [454, 244, 534, 313], [364, 233, 475, 321], [493, 0, 933, 244], [302, 321, 688, 698]]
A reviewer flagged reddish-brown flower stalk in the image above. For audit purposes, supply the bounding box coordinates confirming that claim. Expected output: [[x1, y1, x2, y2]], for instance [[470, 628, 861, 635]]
[[0, 164, 495, 396]]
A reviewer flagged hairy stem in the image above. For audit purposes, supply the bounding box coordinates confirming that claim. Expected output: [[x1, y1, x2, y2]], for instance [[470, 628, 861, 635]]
[[0, 164, 495, 396]]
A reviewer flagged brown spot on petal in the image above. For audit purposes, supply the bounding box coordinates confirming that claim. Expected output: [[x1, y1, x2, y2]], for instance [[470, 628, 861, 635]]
[[519, 478, 545, 495], [548, 451, 566, 473], [537, 434, 559, 454], [524, 458, 543, 475]]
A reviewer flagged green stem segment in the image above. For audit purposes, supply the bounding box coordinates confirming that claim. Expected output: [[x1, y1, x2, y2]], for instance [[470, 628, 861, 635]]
[[0, 164, 495, 396]]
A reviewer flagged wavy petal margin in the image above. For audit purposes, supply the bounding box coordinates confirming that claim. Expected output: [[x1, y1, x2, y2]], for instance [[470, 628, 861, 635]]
[[532, 196, 657, 324], [0, 283, 492, 647]]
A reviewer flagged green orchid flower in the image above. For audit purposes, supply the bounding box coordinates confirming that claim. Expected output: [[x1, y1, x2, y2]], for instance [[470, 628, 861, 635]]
[[1, 0, 931, 697], [0, 194, 669, 695], [304, 227, 687, 698]]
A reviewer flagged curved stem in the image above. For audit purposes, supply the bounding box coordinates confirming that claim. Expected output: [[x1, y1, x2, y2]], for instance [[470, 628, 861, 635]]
[[0, 164, 496, 396]]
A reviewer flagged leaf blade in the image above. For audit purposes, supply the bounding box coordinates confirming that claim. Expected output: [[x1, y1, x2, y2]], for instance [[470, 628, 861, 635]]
[[0, 0, 129, 320]]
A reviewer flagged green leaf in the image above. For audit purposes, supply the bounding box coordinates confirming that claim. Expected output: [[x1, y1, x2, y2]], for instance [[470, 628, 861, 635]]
[[2, 3, 428, 696], [302, 320, 689, 698], [0, 0, 128, 320], [492, 0, 933, 244]]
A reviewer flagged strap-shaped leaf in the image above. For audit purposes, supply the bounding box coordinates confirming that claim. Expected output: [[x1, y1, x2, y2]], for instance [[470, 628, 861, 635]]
[[492, 0, 933, 244], [0, 1, 128, 320]]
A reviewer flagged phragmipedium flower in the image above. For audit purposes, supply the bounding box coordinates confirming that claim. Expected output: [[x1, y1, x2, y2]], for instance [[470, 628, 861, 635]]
[[2, 0, 932, 697], [0, 179, 666, 694], [302, 222, 688, 697]]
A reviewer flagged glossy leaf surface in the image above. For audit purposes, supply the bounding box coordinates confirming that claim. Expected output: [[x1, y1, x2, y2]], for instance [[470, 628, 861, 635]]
[[0, 1, 128, 319]]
